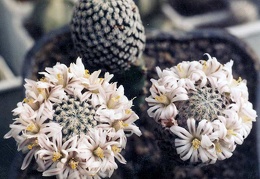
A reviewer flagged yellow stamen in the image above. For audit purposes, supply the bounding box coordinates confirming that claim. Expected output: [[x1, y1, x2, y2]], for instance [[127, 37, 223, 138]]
[[52, 152, 62, 162], [111, 145, 121, 154], [98, 78, 104, 83], [112, 120, 129, 131], [125, 109, 132, 115], [202, 61, 207, 70], [107, 95, 121, 109], [93, 147, 104, 159], [84, 70, 90, 78], [69, 158, 78, 170], [37, 88, 47, 99], [215, 142, 222, 153], [26, 122, 40, 133], [232, 77, 243, 86], [57, 73, 64, 85], [27, 139, 38, 150], [90, 89, 99, 94], [155, 94, 170, 105], [40, 77, 48, 82], [23, 97, 39, 110], [57, 73, 63, 80], [177, 64, 183, 72], [242, 116, 251, 122], [227, 129, 237, 136], [237, 77, 242, 83], [192, 138, 201, 150]]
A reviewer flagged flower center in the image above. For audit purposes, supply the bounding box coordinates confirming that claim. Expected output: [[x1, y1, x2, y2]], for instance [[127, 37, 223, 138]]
[[112, 120, 128, 131], [177, 86, 227, 124], [107, 95, 121, 109], [111, 145, 121, 154], [23, 98, 39, 110], [155, 94, 171, 105], [37, 88, 47, 100], [215, 142, 222, 153], [53, 96, 98, 142], [93, 147, 104, 159], [69, 158, 79, 170], [27, 139, 38, 150], [227, 129, 237, 136], [26, 122, 40, 134], [57, 73, 65, 87], [192, 138, 201, 150], [52, 152, 62, 162], [84, 70, 90, 78]]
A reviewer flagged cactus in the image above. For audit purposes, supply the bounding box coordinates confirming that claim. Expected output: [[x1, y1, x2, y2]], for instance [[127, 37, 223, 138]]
[[146, 54, 257, 165], [4, 58, 141, 178], [70, 0, 146, 73]]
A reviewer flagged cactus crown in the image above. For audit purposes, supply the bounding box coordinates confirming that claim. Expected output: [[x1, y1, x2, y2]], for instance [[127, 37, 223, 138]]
[[177, 86, 227, 125], [53, 95, 98, 142]]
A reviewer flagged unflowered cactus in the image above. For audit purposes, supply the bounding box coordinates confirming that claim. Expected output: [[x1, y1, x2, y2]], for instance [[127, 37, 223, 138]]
[[70, 0, 146, 73], [4, 58, 141, 178], [146, 54, 257, 164]]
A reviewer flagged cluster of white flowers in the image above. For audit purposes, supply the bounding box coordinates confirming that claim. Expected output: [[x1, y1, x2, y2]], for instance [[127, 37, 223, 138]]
[[4, 57, 141, 178], [146, 54, 257, 164]]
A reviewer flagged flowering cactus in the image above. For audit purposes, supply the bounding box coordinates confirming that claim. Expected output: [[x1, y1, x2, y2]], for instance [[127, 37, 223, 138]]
[[4, 57, 141, 178], [145, 54, 257, 164]]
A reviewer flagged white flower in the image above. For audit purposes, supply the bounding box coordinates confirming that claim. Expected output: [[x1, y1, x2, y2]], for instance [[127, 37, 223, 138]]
[[211, 119, 236, 160], [80, 70, 108, 106], [97, 106, 141, 138], [4, 105, 61, 146], [237, 100, 257, 138], [103, 84, 130, 111], [40, 63, 70, 87], [146, 80, 188, 125], [77, 128, 119, 178], [171, 61, 207, 89], [218, 109, 243, 145], [213, 139, 235, 161], [170, 118, 217, 163], [24, 79, 66, 113], [40, 135, 90, 178]]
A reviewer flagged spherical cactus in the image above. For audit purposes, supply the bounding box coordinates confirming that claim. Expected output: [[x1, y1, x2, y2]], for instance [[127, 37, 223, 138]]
[[146, 54, 257, 165], [70, 0, 146, 73]]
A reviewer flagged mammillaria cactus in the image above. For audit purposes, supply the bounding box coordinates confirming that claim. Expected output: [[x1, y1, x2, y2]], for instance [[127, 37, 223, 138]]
[[70, 0, 146, 73], [4, 58, 141, 178], [145, 54, 257, 164]]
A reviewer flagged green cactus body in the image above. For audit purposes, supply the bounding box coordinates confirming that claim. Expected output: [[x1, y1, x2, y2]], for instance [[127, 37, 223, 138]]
[[53, 95, 98, 142]]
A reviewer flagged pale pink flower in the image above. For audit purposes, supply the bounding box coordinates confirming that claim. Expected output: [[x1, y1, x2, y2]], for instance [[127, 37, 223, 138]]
[[218, 109, 243, 145], [237, 100, 257, 138], [80, 70, 107, 106], [146, 81, 188, 124], [171, 61, 207, 89], [170, 118, 217, 163], [103, 85, 130, 111], [97, 106, 141, 138], [77, 128, 120, 178], [4, 105, 61, 144], [40, 135, 91, 178]]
